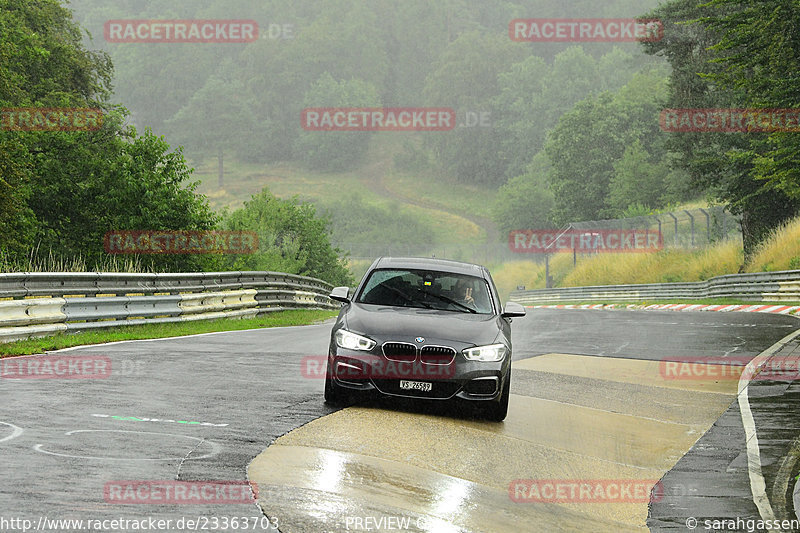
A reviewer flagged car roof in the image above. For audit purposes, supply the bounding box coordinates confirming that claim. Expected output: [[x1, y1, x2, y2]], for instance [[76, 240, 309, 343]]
[[370, 257, 488, 278]]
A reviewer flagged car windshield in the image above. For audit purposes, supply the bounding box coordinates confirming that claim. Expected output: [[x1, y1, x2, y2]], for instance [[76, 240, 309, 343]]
[[356, 269, 493, 314]]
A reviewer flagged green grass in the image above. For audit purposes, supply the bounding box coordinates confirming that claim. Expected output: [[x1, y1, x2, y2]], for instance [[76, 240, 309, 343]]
[[383, 169, 496, 220], [193, 160, 482, 239], [0, 309, 338, 358], [190, 136, 491, 248], [193, 160, 377, 211], [746, 215, 800, 273]]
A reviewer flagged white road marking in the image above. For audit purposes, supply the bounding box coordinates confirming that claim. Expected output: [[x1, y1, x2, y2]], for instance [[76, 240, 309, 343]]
[[0, 421, 23, 443], [34, 429, 221, 461], [738, 326, 800, 522], [90, 413, 228, 427]]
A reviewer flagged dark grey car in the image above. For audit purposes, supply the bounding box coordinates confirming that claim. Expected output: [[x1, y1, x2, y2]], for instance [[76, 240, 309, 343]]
[[325, 257, 526, 421]]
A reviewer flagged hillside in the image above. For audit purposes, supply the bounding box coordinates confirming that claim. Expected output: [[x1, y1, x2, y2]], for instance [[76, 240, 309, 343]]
[[192, 136, 498, 255]]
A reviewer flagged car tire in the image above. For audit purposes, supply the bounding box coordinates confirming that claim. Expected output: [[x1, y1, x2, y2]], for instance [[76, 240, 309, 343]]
[[324, 360, 354, 406], [485, 370, 510, 421], [324, 373, 347, 405]]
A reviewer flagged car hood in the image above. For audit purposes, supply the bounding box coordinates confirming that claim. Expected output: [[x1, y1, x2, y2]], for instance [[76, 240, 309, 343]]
[[344, 303, 500, 346]]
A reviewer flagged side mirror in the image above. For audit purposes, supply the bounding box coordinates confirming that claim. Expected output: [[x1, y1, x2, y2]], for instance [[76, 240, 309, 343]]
[[329, 286, 351, 303], [501, 301, 526, 318]]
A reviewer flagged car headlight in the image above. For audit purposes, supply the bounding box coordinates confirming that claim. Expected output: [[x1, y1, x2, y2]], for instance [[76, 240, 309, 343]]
[[462, 343, 507, 362], [335, 329, 377, 351]]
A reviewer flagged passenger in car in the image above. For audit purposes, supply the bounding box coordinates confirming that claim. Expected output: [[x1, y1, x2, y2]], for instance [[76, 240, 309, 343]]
[[454, 279, 476, 307]]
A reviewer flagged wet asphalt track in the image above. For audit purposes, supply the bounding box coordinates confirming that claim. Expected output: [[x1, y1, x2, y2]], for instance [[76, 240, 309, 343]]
[[0, 309, 798, 532]]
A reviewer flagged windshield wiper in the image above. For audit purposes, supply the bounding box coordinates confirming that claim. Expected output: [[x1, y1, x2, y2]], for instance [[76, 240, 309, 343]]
[[414, 289, 477, 314], [380, 284, 433, 309]]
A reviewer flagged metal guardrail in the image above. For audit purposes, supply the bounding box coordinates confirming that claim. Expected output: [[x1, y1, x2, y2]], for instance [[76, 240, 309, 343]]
[[509, 270, 800, 305], [0, 271, 338, 343]]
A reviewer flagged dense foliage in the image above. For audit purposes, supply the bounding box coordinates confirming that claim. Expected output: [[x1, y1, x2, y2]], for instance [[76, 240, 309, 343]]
[[4, 0, 797, 274], [0, 0, 217, 271], [0, 0, 352, 283], [641, 0, 800, 254]]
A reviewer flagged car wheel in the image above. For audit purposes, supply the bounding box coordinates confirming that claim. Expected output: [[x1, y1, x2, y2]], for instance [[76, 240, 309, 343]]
[[324, 373, 347, 405], [324, 360, 354, 406], [485, 370, 510, 421]]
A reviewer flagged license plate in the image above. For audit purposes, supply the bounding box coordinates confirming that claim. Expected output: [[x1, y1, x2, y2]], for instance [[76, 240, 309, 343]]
[[399, 380, 432, 392]]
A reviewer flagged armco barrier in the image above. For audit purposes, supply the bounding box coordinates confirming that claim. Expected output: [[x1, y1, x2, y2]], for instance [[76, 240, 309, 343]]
[[0, 271, 338, 343], [509, 269, 800, 305]]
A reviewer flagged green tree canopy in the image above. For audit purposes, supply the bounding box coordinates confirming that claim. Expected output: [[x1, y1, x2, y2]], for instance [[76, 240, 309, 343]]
[[294, 73, 381, 171], [221, 189, 352, 285], [0, 0, 219, 272]]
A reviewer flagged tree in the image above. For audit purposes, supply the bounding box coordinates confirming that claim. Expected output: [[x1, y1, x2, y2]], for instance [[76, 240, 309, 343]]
[[702, 0, 800, 252], [164, 72, 258, 188], [607, 140, 664, 215], [491, 152, 555, 234], [293, 73, 381, 171], [641, 0, 800, 255], [0, 138, 35, 259], [221, 188, 353, 285], [544, 68, 681, 223], [0, 0, 220, 272], [422, 31, 526, 185], [493, 55, 550, 180], [0, 0, 112, 263], [238, 2, 390, 162], [27, 115, 220, 272]]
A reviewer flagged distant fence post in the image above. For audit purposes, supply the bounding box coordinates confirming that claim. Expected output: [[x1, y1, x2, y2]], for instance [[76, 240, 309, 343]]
[[667, 212, 678, 246], [545, 254, 552, 288], [684, 210, 695, 247], [653, 216, 662, 239], [699, 208, 710, 244], [721, 209, 727, 240]]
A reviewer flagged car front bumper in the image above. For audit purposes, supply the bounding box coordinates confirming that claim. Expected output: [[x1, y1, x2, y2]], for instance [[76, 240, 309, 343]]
[[328, 346, 509, 402]]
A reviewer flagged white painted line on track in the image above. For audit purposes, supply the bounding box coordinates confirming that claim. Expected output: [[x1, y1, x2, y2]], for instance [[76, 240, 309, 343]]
[[34, 429, 221, 461], [0, 421, 23, 443], [738, 327, 800, 523]]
